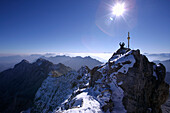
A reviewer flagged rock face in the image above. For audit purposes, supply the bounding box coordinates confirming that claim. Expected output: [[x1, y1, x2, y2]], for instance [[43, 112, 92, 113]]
[[120, 50, 168, 112], [162, 72, 170, 113], [54, 48, 169, 113], [162, 89, 170, 113], [91, 49, 169, 113], [31, 66, 90, 113], [0, 58, 72, 113]]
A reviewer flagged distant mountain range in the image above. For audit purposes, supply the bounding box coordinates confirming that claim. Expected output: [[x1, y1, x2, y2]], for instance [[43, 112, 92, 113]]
[[1, 54, 170, 72], [0, 55, 42, 72], [144, 53, 170, 61], [42, 55, 102, 70], [0, 58, 72, 113], [0, 55, 102, 72]]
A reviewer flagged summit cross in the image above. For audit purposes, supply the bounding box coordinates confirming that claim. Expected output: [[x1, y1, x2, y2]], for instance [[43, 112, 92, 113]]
[[127, 32, 130, 49]]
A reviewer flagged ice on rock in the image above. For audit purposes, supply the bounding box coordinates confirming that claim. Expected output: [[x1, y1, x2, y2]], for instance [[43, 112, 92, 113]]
[[153, 65, 158, 80], [118, 81, 123, 85]]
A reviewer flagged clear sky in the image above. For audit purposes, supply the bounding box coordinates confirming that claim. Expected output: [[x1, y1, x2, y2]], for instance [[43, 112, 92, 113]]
[[0, 0, 170, 55]]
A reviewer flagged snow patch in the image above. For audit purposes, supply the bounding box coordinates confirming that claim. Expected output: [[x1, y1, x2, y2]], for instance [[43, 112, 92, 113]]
[[109, 76, 126, 113], [153, 65, 158, 80], [48, 71, 53, 76], [37, 62, 42, 66], [56, 92, 102, 113], [110, 51, 136, 74], [118, 81, 123, 85]]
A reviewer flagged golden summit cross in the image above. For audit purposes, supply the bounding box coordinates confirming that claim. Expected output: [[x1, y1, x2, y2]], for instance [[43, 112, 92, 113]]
[[127, 32, 130, 49]]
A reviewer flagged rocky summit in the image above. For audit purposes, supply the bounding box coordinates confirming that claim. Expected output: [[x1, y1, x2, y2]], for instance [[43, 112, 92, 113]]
[[31, 47, 169, 113]]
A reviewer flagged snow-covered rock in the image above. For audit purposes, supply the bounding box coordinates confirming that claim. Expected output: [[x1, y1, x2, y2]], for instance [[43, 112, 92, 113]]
[[32, 48, 169, 113], [56, 49, 168, 113], [31, 66, 90, 113]]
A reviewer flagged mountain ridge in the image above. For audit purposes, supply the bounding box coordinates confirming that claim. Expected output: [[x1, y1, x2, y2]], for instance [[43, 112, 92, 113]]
[[31, 48, 169, 113], [0, 55, 102, 72], [0, 58, 72, 113], [42, 55, 102, 70]]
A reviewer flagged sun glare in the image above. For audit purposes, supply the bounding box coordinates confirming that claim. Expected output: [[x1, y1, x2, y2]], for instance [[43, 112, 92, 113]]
[[112, 3, 125, 16]]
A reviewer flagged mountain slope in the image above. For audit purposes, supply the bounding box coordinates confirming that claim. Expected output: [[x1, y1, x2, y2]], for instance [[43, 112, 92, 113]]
[[162, 72, 170, 113], [57, 49, 169, 113], [0, 58, 71, 113], [31, 66, 90, 113], [162, 89, 170, 113], [32, 48, 169, 113]]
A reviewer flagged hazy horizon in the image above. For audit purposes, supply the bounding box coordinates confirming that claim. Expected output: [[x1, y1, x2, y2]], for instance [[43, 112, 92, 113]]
[[0, 51, 170, 62]]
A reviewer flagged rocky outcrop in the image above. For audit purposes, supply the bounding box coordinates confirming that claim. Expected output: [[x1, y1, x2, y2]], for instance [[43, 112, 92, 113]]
[[162, 88, 170, 113], [162, 73, 170, 113], [121, 50, 168, 113], [55, 48, 169, 113], [90, 49, 169, 113], [0, 58, 72, 113]]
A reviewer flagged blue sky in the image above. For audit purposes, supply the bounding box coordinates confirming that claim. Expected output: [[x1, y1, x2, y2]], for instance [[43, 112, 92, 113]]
[[0, 0, 170, 55]]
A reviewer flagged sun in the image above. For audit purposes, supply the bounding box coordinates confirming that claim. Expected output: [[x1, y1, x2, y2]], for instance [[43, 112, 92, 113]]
[[112, 3, 125, 16]]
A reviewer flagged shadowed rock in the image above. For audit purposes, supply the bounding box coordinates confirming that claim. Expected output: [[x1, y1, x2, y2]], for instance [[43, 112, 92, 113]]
[[0, 58, 72, 113]]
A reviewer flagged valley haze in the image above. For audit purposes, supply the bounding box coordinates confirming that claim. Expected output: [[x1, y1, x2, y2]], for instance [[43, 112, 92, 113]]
[[0, 52, 170, 72]]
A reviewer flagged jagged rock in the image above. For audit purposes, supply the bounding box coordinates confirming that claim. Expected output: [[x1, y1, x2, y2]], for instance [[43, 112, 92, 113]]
[[118, 50, 168, 113], [55, 49, 168, 113], [101, 99, 114, 112], [31, 66, 90, 113], [162, 88, 170, 113], [90, 69, 103, 87], [78, 66, 90, 75], [29, 48, 169, 113], [99, 49, 169, 113], [156, 63, 166, 82]]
